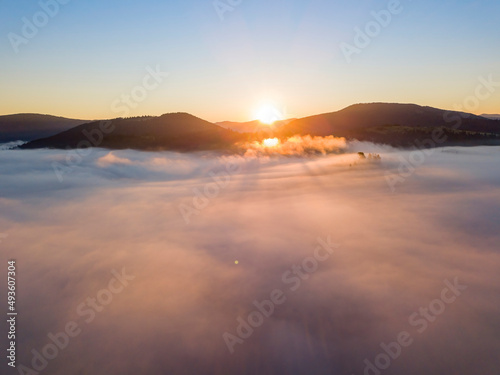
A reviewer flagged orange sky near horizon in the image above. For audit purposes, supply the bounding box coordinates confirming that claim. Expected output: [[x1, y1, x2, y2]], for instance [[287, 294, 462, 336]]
[[1, 1, 499, 122]]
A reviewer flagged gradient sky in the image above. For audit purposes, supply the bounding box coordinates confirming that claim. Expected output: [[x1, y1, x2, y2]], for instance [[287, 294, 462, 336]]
[[1, 0, 499, 122]]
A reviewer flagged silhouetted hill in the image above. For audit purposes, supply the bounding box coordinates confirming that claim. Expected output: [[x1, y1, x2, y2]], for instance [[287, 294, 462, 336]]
[[280, 103, 500, 147], [217, 119, 296, 133], [21, 113, 243, 151], [0, 114, 88, 142], [481, 114, 500, 120], [16, 104, 500, 151]]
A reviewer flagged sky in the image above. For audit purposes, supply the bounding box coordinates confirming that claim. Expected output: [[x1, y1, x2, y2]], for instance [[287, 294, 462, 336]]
[[0, 0, 499, 122]]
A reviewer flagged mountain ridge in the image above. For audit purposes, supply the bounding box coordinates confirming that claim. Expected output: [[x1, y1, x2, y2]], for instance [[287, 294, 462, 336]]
[[20, 112, 243, 152], [0, 113, 89, 142], [216, 118, 296, 133], [481, 114, 500, 120], [279, 103, 500, 147], [16, 103, 500, 151]]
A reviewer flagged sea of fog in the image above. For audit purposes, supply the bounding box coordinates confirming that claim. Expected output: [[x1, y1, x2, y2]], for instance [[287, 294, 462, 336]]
[[0, 144, 499, 375]]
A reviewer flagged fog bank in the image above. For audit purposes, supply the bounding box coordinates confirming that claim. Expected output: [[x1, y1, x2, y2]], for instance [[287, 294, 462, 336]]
[[1, 145, 499, 375]]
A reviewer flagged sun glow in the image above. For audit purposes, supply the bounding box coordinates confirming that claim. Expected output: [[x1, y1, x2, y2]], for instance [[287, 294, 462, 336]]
[[263, 138, 280, 147], [255, 105, 284, 125]]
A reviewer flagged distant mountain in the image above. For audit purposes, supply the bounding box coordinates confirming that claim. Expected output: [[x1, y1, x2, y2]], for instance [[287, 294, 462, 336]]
[[217, 118, 296, 133], [481, 114, 500, 120], [280, 103, 500, 147], [16, 104, 500, 151], [21, 113, 243, 151], [0, 114, 88, 142]]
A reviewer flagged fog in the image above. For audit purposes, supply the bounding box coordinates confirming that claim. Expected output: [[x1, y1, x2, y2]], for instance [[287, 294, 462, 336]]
[[1, 145, 499, 375], [240, 135, 347, 156]]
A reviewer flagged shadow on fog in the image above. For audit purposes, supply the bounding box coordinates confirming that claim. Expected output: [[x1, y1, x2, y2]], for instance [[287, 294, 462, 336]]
[[0, 144, 499, 375]]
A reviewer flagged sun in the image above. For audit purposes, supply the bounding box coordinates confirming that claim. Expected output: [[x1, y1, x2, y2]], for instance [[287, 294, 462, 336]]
[[255, 104, 284, 125]]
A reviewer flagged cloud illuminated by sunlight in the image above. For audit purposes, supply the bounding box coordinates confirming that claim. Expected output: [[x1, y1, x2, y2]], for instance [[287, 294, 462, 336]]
[[242, 135, 347, 157], [263, 138, 280, 147]]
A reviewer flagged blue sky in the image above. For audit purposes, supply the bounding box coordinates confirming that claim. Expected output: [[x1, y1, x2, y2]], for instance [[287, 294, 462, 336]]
[[1, 0, 499, 121]]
